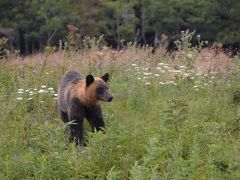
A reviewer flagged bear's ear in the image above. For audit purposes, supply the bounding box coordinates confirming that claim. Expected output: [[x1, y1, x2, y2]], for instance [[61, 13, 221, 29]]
[[86, 74, 94, 87], [101, 73, 109, 82]]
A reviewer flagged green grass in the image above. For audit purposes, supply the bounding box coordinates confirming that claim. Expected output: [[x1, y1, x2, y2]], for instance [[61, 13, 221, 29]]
[[0, 52, 240, 180]]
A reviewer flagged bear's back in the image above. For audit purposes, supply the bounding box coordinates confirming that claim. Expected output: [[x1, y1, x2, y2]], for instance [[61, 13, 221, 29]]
[[58, 71, 84, 112]]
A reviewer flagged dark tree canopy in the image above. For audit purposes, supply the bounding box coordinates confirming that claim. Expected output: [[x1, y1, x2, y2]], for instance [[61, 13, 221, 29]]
[[0, 0, 239, 54]]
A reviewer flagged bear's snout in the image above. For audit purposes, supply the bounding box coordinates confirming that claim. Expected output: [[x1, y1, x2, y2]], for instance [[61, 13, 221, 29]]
[[107, 96, 113, 102]]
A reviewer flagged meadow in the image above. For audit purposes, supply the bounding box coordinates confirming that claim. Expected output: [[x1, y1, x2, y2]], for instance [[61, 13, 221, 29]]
[[0, 33, 240, 179]]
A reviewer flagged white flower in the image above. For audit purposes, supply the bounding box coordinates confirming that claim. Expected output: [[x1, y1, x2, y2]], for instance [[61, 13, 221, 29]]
[[190, 77, 195, 80], [16, 97, 22, 100], [195, 88, 199, 91], [38, 89, 45, 93], [179, 66, 186, 69], [29, 91, 34, 94], [34, 89, 38, 91], [173, 70, 181, 73], [163, 66, 170, 69], [48, 87, 54, 91], [53, 97, 58, 100], [137, 78, 141, 80], [158, 63, 164, 66], [25, 90, 29, 92], [159, 82, 166, 85], [160, 70, 165, 73], [186, 54, 193, 59], [40, 101, 45, 103], [193, 86, 198, 88], [144, 72, 152, 76], [197, 34, 201, 40], [157, 67, 162, 70], [17, 91, 24, 94], [28, 98, 32, 100], [54, 94, 58, 97], [18, 89, 24, 91], [143, 77, 148, 79], [154, 74, 160, 77], [145, 82, 151, 86], [211, 77, 215, 79], [132, 64, 137, 67], [204, 83, 208, 86], [50, 91, 55, 93], [41, 86, 46, 88]]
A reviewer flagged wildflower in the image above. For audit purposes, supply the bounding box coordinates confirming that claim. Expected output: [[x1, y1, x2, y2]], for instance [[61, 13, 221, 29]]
[[48, 87, 54, 91], [190, 77, 195, 80], [40, 101, 45, 103], [143, 77, 148, 79], [38, 89, 45, 93], [145, 82, 151, 86], [54, 94, 58, 97], [17, 91, 24, 94], [16, 97, 22, 100], [144, 72, 152, 76], [160, 70, 165, 73], [154, 74, 160, 77], [186, 54, 193, 59], [96, 51, 104, 56], [28, 98, 32, 100], [32, 70, 36, 74], [54, 97, 58, 100], [204, 83, 208, 86], [41, 86, 46, 88], [211, 77, 215, 79], [18, 89, 24, 91], [197, 34, 201, 41], [157, 67, 162, 70], [137, 78, 141, 80], [158, 63, 164, 66], [50, 91, 55, 93], [25, 90, 29, 92], [159, 82, 166, 85], [45, 72, 49, 75], [132, 64, 137, 67], [34, 89, 37, 91], [193, 86, 198, 88], [195, 88, 199, 91], [163, 66, 170, 69]]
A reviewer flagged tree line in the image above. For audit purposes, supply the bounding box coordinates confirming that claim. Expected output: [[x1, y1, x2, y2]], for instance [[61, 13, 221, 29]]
[[0, 0, 239, 55]]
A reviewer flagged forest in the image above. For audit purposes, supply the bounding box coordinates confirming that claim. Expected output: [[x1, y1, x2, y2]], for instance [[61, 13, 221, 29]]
[[0, 0, 240, 54]]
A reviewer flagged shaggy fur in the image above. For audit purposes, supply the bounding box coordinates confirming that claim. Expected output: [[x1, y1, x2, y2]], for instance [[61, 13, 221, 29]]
[[57, 71, 113, 146]]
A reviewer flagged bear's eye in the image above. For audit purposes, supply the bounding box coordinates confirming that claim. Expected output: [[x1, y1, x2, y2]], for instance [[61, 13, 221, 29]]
[[97, 87, 105, 94]]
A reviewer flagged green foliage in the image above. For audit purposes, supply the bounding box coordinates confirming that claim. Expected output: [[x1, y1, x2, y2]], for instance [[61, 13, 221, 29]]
[[0, 46, 240, 179]]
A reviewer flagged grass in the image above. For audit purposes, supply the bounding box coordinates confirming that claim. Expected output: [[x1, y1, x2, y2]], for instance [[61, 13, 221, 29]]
[[0, 40, 240, 179]]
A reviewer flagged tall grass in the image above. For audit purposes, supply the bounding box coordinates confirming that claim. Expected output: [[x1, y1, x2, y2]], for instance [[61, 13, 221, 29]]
[[0, 33, 240, 179]]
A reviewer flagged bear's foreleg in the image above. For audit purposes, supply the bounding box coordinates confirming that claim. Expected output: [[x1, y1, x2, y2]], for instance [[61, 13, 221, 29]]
[[86, 105, 105, 132]]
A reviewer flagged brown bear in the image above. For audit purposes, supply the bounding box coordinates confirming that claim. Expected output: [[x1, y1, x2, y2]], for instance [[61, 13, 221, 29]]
[[57, 71, 113, 146]]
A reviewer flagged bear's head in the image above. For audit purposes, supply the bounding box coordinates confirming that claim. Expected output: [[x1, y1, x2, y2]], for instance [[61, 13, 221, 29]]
[[85, 73, 113, 103]]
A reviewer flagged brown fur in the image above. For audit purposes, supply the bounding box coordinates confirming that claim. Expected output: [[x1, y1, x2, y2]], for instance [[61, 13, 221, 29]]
[[57, 71, 113, 146]]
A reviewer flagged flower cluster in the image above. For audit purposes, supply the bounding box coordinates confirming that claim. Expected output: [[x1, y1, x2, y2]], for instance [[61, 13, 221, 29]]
[[16, 85, 58, 102], [131, 62, 217, 90]]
